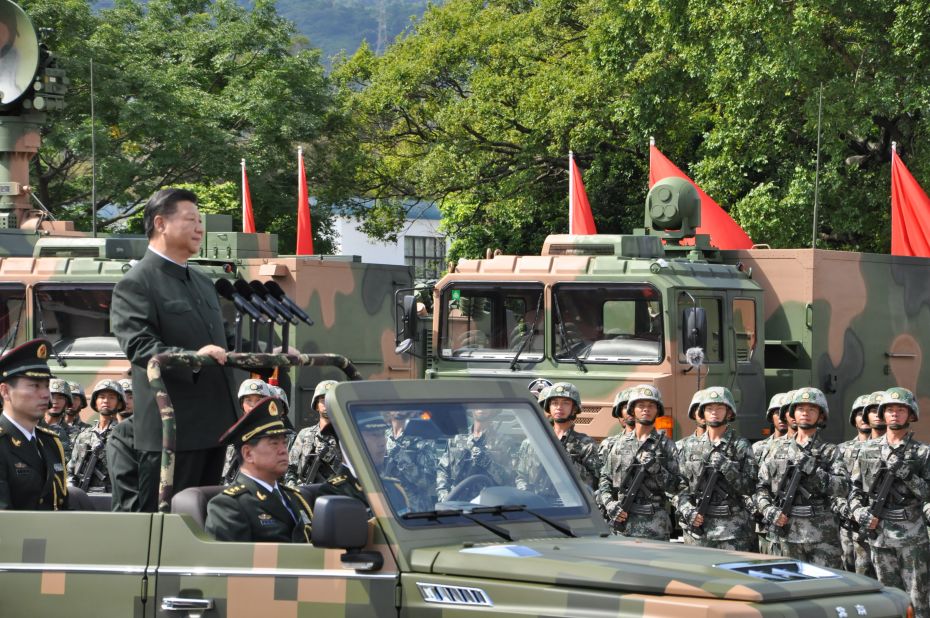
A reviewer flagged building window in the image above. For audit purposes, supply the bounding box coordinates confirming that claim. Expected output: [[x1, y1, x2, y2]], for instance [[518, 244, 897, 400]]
[[405, 235, 446, 279]]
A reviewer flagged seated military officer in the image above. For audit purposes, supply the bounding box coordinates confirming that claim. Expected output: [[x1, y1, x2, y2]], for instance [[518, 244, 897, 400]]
[[205, 397, 312, 543], [0, 339, 68, 510]]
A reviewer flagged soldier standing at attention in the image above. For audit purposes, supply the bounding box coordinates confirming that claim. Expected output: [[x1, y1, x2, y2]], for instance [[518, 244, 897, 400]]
[[42, 378, 72, 461], [597, 388, 632, 462], [755, 387, 845, 568], [205, 397, 312, 543], [116, 378, 134, 421], [543, 383, 600, 489], [0, 339, 68, 510], [864, 391, 888, 440], [675, 387, 756, 551], [286, 380, 342, 486], [69, 379, 125, 493], [111, 188, 239, 511], [436, 406, 518, 503], [836, 394, 875, 576], [751, 393, 788, 554], [779, 390, 798, 440], [220, 378, 271, 485], [849, 387, 930, 617], [675, 389, 706, 453], [597, 384, 680, 540], [63, 381, 89, 439]]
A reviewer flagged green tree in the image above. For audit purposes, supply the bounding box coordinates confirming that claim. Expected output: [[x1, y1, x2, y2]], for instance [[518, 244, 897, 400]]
[[24, 0, 335, 252]]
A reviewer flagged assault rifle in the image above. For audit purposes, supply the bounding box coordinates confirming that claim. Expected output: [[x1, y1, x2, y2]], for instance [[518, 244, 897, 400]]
[[299, 449, 337, 485], [864, 434, 913, 538], [78, 440, 107, 492], [689, 467, 722, 536], [771, 442, 815, 537], [615, 463, 648, 533]]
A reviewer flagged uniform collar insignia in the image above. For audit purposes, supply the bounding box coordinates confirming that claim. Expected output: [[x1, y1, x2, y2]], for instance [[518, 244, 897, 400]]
[[11, 437, 21, 447], [258, 513, 272, 520], [256, 490, 267, 501]]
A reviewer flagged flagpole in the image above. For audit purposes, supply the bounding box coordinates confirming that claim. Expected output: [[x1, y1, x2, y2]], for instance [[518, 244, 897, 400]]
[[568, 151, 574, 233], [241, 159, 246, 229], [812, 83, 823, 249]]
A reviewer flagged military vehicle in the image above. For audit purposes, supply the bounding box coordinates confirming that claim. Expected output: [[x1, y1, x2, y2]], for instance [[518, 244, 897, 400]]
[[0, 354, 914, 616], [399, 176, 930, 444]]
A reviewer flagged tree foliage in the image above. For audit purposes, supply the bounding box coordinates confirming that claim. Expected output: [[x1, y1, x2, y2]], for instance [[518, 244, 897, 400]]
[[333, 0, 930, 257], [24, 0, 334, 252]]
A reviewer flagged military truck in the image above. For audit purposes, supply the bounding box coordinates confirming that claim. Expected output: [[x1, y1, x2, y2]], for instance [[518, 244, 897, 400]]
[[0, 367, 914, 616], [400, 176, 930, 444]]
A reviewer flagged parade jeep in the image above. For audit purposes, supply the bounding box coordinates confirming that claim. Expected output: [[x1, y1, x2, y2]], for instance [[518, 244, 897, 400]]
[[0, 377, 914, 617]]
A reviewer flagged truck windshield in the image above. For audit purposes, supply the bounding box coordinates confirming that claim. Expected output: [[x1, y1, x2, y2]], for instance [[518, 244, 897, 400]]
[[0, 285, 26, 354], [439, 284, 544, 361], [348, 401, 588, 524], [552, 283, 663, 364], [33, 284, 123, 357]]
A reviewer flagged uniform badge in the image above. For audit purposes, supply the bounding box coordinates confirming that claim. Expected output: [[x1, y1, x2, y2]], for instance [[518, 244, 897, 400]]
[[250, 383, 261, 391], [802, 392, 810, 400], [325, 382, 334, 390], [555, 386, 564, 394], [256, 490, 267, 501], [14, 461, 27, 469], [891, 392, 901, 400], [269, 401, 278, 416], [37, 344, 48, 359], [710, 391, 719, 399], [258, 513, 274, 526], [11, 437, 21, 447]]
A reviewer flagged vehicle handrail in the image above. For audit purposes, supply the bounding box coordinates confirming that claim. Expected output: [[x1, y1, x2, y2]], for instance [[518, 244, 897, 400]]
[[148, 351, 362, 512]]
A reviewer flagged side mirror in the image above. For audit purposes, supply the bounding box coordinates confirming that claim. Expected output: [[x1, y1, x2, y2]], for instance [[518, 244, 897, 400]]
[[311, 496, 383, 571], [394, 292, 418, 356], [681, 306, 707, 351]]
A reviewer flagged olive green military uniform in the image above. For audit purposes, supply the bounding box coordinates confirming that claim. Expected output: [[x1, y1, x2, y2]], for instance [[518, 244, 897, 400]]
[[205, 472, 313, 543], [436, 424, 519, 503], [285, 424, 343, 486], [751, 432, 781, 554], [107, 416, 140, 511]]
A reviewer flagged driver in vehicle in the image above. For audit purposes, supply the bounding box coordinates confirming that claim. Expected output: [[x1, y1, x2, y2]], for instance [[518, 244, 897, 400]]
[[205, 397, 312, 543], [436, 406, 518, 503]]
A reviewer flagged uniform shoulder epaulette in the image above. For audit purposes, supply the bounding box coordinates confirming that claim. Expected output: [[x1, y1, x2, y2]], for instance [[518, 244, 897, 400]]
[[223, 484, 247, 496], [0, 426, 5, 437], [36, 425, 60, 438], [329, 475, 348, 486]]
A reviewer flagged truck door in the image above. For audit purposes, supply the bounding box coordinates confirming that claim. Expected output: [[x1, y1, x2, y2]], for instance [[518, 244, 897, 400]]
[[153, 511, 399, 617], [728, 294, 767, 439], [676, 290, 726, 391]]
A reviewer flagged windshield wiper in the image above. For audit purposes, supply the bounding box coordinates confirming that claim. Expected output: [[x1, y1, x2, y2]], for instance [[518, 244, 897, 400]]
[[551, 293, 586, 373], [403, 509, 513, 542], [471, 505, 576, 538], [509, 291, 544, 371]]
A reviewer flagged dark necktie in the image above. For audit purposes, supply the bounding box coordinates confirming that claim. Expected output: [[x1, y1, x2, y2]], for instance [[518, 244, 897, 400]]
[[32, 437, 44, 462], [273, 486, 297, 523]]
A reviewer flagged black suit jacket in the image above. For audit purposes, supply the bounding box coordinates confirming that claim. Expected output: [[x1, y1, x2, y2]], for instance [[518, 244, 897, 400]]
[[0, 414, 68, 510], [205, 472, 312, 542], [111, 250, 238, 452]]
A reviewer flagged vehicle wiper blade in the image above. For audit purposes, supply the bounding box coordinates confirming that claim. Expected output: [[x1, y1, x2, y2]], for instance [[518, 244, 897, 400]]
[[403, 509, 514, 542], [471, 505, 576, 538], [551, 292, 586, 373], [510, 291, 543, 371]]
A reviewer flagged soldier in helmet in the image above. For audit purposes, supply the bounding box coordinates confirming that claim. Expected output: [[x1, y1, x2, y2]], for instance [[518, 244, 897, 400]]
[[220, 378, 272, 485], [755, 387, 845, 568], [0, 339, 68, 510], [676, 389, 706, 453], [285, 380, 342, 486], [517, 382, 600, 496], [382, 409, 438, 512], [849, 387, 930, 617], [598, 388, 633, 462], [62, 381, 89, 439], [41, 378, 73, 461], [436, 405, 519, 503], [751, 393, 788, 554], [116, 378, 133, 421], [597, 384, 680, 540], [205, 397, 313, 543], [834, 394, 875, 576], [527, 378, 553, 405], [68, 379, 125, 493], [864, 390, 888, 440], [779, 390, 798, 439]]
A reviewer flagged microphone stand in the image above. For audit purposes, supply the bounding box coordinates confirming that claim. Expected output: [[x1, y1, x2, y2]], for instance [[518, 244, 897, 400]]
[[281, 321, 290, 354], [250, 317, 261, 353], [266, 319, 275, 353], [234, 312, 243, 352]]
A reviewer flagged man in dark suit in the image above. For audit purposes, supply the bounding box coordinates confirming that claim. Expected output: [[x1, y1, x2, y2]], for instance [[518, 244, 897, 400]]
[[205, 397, 312, 542], [0, 339, 68, 510], [111, 188, 239, 512]]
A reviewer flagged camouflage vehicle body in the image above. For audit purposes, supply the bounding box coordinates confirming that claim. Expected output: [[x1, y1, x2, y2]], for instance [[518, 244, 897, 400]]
[[0, 378, 913, 616], [421, 180, 930, 444]]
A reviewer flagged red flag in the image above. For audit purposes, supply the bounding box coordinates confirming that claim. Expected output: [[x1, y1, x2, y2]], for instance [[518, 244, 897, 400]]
[[241, 159, 256, 234], [296, 147, 314, 255], [891, 146, 930, 257], [569, 151, 597, 234], [649, 142, 753, 249]]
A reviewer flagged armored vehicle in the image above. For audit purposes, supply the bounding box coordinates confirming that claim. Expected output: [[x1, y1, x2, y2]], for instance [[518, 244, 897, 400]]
[[403, 176, 930, 444], [0, 364, 914, 616]]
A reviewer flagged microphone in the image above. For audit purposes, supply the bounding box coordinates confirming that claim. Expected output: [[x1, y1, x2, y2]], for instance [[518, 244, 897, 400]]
[[249, 280, 298, 325], [215, 279, 269, 323], [264, 281, 314, 326], [233, 279, 286, 325]]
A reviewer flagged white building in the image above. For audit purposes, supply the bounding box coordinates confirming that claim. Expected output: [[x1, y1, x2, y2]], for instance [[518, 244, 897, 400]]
[[331, 201, 449, 281]]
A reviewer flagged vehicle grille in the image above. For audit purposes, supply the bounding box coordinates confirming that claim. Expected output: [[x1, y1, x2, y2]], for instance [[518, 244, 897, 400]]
[[715, 560, 840, 581], [417, 583, 493, 607]]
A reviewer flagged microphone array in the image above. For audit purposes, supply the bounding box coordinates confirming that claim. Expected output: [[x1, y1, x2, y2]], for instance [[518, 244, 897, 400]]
[[214, 278, 313, 352]]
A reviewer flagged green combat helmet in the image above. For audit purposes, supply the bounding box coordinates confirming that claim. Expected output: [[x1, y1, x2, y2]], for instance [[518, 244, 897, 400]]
[[537, 386, 551, 406], [49, 378, 71, 399], [627, 384, 665, 417], [766, 393, 785, 420], [698, 386, 736, 425], [268, 385, 289, 409], [90, 379, 126, 415], [864, 391, 888, 430], [879, 387, 919, 422], [778, 390, 797, 422], [527, 378, 553, 400], [848, 394, 870, 428], [68, 381, 87, 410], [312, 380, 339, 410], [118, 378, 132, 395], [543, 382, 582, 414], [611, 388, 632, 419], [237, 378, 270, 402], [687, 389, 705, 421], [788, 387, 829, 428]]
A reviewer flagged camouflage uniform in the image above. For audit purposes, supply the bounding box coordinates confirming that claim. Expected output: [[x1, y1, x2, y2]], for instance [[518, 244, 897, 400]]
[[39, 419, 71, 463], [68, 423, 115, 492], [44, 379, 72, 461], [849, 388, 930, 618], [220, 379, 272, 485], [63, 380, 90, 440], [755, 388, 845, 569], [382, 420, 439, 512], [515, 427, 600, 499], [285, 424, 342, 486], [597, 385, 680, 540], [597, 388, 632, 461], [750, 394, 788, 555], [436, 419, 518, 503], [674, 388, 755, 551], [536, 383, 601, 490], [835, 394, 875, 576]]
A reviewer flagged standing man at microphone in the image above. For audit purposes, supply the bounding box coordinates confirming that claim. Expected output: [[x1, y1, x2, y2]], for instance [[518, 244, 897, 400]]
[[111, 188, 239, 512]]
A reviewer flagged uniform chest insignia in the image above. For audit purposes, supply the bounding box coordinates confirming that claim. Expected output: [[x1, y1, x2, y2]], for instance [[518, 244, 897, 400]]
[[11, 437, 21, 447], [258, 513, 275, 526], [256, 490, 267, 501], [14, 461, 27, 469], [329, 475, 347, 486]]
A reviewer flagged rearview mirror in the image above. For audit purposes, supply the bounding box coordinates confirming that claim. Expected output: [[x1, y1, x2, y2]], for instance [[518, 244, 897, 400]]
[[681, 306, 707, 351], [394, 292, 418, 356], [311, 496, 384, 571]]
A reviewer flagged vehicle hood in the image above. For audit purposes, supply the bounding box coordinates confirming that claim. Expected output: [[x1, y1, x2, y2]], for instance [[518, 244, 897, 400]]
[[409, 536, 882, 603]]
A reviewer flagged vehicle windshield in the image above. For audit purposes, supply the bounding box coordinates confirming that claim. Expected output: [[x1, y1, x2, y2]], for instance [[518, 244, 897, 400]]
[[553, 283, 664, 364], [439, 284, 544, 360], [33, 284, 123, 357], [347, 400, 588, 524], [0, 285, 26, 354]]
